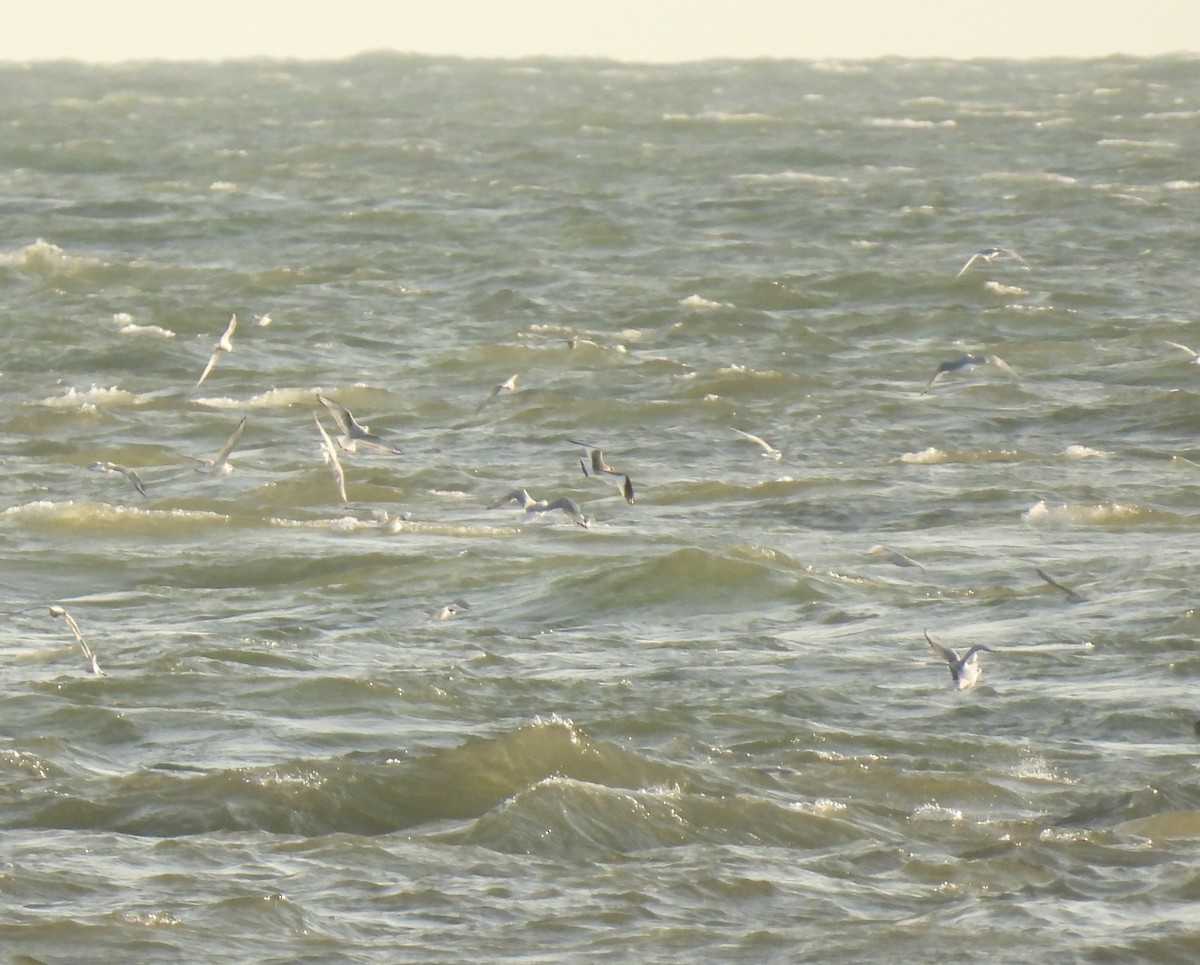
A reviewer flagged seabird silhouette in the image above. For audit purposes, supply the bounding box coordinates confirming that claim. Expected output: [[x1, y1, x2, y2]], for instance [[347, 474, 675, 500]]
[[920, 353, 1017, 394], [955, 246, 1030, 278], [195, 313, 237, 387], [316, 393, 402, 454], [925, 630, 993, 690]]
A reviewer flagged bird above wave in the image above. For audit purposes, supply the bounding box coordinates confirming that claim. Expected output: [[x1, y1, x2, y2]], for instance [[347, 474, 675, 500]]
[[1036, 567, 1084, 602], [195, 415, 247, 474], [475, 373, 519, 413], [955, 246, 1030, 278], [570, 440, 634, 504], [491, 488, 590, 528], [1165, 340, 1200, 363], [316, 393, 402, 454], [731, 427, 782, 460], [88, 460, 146, 498], [868, 544, 925, 571], [920, 352, 1017, 394], [428, 600, 471, 621], [48, 605, 106, 676], [925, 630, 993, 690], [313, 414, 348, 504], [195, 313, 237, 387]]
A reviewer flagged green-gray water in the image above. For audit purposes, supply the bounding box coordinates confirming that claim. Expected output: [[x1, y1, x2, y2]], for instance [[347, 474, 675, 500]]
[[4, 53, 1200, 963]]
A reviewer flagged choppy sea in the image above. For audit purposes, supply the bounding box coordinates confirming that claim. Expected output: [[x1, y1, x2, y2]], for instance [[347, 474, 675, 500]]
[[4, 52, 1200, 963]]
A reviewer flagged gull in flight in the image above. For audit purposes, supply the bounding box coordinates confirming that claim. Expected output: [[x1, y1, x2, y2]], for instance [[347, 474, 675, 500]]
[[867, 544, 925, 571], [490, 488, 590, 528], [316, 394, 402, 454], [195, 313, 237, 387], [1165, 340, 1200, 364], [313, 414, 348, 504], [48, 605, 106, 676], [920, 352, 1017, 394], [1036, 567, 1084, 602], [731, 427, 782, 460], [428, 600, 471, 621], [475, 373, 519, 413], [925, 630, 993, 690], [955, 246, 1030, 278], [569, 440, 634, 504], [195, 416, 247, 474], [88, 460, 147, 498]]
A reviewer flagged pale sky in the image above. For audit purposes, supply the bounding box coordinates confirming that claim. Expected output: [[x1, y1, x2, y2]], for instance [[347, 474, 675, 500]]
[[5, 1, 1199, 63]]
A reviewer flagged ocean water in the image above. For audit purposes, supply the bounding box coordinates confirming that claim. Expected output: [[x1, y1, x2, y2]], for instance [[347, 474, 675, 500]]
[[3, 52, 1200, 962]]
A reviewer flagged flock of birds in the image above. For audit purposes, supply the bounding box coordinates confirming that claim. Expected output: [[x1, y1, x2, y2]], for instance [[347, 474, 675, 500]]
[[14, 244, 1181, 690], [18, 306, 650, 677]]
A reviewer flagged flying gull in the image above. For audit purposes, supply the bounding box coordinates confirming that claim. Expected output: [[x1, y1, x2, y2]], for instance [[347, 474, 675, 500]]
[[313, 414, 348, 504], [731, 427, 782, 460], [925, 630, 993, 690], [195, 415, 247, 474], [1036, 567, 1084, 602], [475, 373, 519, 413], [491, 488, 590, 528], [195, 313, 237, 387], [867, 544, 925, 571], [920, 352, 1017, 394], [955, 246, 1030, 278], [1165, 340, 1200, 364], [316, 393, 402, 454], [88, 460, 147, 498], [48, 605, 106, 676], [569, 440, 635, 504], [428, 600, 471, 621]]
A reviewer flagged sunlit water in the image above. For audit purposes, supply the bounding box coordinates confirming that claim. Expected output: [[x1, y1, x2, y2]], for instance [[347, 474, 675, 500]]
[[4, 54, 1200, 963]]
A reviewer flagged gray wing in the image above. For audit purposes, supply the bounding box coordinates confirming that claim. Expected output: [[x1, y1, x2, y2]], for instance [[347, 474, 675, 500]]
[[313, 415, 347, 503], [925, 630, 959, 666], [213, 416, 247, 464]]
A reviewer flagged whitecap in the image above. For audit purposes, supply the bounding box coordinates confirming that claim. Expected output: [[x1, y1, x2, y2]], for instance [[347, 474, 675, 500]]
[[1064, 444, 1109, 459], [111, 311, 174, 337], [910, 802, 963, 823], [1022, 499, 1049, 521], [679, 293, 728, 309], [732, 171, 849, 185], [33, 385, 143, 409], [864, 117, 955, 129], [900, 447, 946, 465], [0, 238, 101, 275], [983, 280, 1028, 297]]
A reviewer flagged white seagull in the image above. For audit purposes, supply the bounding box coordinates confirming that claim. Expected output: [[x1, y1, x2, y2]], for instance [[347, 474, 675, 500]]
[[955, 246, 1030, 278], [316, 393, 402, 454], [48, 605, 106, 676], [476, 373, 520, 413], [731, 427, 782, 460], [570, 440, 634, 504], [868, 544, 925, 571], [428, 600, 471, 621], [195, 416, 247, 474], [195, 313, 237, 387], [88, 460, 147, 498], [1165, 340, 1200, 364], [925, 630, 993, 690], [313, 414, 348, 504], [490, 488, 590, 528], [920, 352, 1017, 394]]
